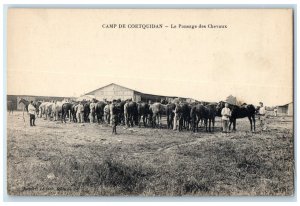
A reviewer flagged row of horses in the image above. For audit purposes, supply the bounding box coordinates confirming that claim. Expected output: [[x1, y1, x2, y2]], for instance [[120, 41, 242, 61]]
[[18, 98, 257, 132]]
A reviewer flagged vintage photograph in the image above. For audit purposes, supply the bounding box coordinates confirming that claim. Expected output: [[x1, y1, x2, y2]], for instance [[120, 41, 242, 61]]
[[6, 8, 294, 196]]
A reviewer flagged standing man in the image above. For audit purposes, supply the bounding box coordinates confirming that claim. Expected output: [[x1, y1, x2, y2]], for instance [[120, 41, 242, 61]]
[[76, 102, 84, 123], [110, 99, 118, 134], [258, 102, 267, 131], [221, 102, 231, 133], [124, 99, 129, 127], [104, 102, 110, 124], [89, 99, 96, 123], [274, 106, 278, 117], [173, 103, 179, 131], [28, 101, 37, 126]]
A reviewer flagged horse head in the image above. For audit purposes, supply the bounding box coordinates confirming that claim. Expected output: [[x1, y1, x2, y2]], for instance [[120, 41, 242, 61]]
[[216, 101, 225, 110], [18, 98, 25, 104]]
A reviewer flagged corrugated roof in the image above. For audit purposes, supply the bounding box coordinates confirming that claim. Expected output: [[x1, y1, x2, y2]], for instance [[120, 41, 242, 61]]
[[277, 102, 293, 107]]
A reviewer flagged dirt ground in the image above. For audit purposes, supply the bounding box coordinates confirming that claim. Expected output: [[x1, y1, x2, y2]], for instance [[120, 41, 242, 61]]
[[6, 111, 294, 196]]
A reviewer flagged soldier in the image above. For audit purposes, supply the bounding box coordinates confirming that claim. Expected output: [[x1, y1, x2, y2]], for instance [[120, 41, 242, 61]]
[[124, 99, 129, 127], [258, 102, 267, 131], [28, 101, 37, 126], [76, 102, 84, 123], [221, 102, 231, 133], [274, 106, 278, 117], [110, 100, 118, 134], [104, 102, 111, 124], [89, 99, 96, 123]]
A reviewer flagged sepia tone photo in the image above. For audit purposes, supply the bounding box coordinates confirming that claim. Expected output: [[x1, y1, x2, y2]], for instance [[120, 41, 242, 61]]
[[6, 8, 294, 196]]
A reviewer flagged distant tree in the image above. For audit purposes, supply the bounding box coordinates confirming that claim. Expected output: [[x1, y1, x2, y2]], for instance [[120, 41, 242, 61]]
[[226, 95, 237, 105]]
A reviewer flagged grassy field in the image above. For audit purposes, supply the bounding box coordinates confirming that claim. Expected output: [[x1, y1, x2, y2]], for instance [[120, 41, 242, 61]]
[[7, 111, 294, 196]]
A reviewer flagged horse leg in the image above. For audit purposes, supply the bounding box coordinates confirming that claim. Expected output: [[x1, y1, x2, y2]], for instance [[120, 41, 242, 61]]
[[63, 112, 66, 123], [138, 115, 141, 128], [131, 115, 134, 127], [253, 115, 256, 132], [167, 115, 169, 129], [194, 117, 198, 132], [159, 114, 162, 128], [208, 119, 211, 132], [143, 115, 146, 127], [157, 114, 161, 128], [196, 117, 200, 132], [64, 110, 67, 123], [186, 118, 189, 131], [233, 119, 237, 131], [229, 119, 232, 131], [179, 118, 182, 131], [194, 118, 196, 132], [248, 116, 252, 131], [152, 115, 155, 128]]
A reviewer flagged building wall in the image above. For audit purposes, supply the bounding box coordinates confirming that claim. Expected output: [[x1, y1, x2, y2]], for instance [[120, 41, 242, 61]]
[[278, 106, 288, 114], [90, 84, 134, 101], [138, 93, 174, 103], [7, 95, 18, 111], [277, 103, 293, 116], [287, 102, 293, 116], [133, 94, 141, 102]]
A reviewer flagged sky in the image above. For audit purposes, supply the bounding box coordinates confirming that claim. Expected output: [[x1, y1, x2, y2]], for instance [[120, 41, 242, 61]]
[[7, 9, 293, 106]]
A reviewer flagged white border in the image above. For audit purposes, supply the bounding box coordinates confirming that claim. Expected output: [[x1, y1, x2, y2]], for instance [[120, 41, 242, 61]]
[[0, 0, 298, 205]]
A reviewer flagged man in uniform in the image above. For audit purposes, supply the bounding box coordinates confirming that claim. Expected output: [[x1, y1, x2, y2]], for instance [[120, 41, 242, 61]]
[[110, 99, 118, 134], [274, 106, 278, 117], [89, 99, 96, 123], [28, 101, 37, 126], [76, 102, 84, 123], [104, 102, 110, 124], [221, 102, 231, 133], [258, 102, 267, 131], [124, 99, 129, 127]]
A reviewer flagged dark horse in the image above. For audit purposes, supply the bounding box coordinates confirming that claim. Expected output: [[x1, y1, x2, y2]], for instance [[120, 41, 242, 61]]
[[190, 103, 216, 132], [161, 103, 176, 129], [137, 102, 150, 127], [115, 100, 126, 125], [61, 102, 73, 123], [95, 101, 107, 124], [216, 101, 256, 132], [83, 102, 90, 123], [127, 101, 139, 127], [18, 98, 29, 112], [205, 104, 216, 132], [175, 103, 191, 131]]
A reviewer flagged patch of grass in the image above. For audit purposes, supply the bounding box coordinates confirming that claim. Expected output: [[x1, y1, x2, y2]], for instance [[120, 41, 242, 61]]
[[7, 112, 294, 196], [47, 156, 155, 195]]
